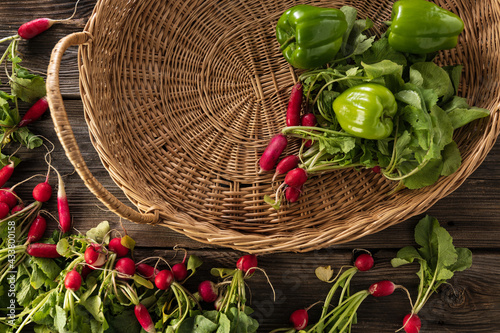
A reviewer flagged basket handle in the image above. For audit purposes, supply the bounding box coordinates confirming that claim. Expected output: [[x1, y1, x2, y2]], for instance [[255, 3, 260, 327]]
[[46, 32, 160, 225]]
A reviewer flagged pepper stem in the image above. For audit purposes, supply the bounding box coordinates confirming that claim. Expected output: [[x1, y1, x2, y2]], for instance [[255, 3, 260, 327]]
[[279, 35, 296, 51]]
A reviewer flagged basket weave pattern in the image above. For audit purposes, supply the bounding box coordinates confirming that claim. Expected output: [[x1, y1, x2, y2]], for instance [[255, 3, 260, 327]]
[[47, 0, 500, 253]]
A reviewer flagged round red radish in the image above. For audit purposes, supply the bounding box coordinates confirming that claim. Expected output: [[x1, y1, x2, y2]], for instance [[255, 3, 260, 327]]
[[84, 244, 106, 268], [81, 265, 93, 280], [27, 215, 47, 243], [32, 182, 52, 202], [0, 202, 9, 219], [64, 270, 82, 291], [286, 83, 303, 127], [155, 270, 174, 290], [403, 313, 421, 333], [115, 257, 136, 279], [134, 303, 156, 333], [284, 168, 308, 188], [289, 309, 308, 330], [198, 280, 218, 303], [369, 280, 396, 297], [354, 253, 374, 272], [11, 204, 24, 214], [108, 238, 129, 257], [137, 263, 159, 281], [214, 296, 224, 311], [301, 113, 317, 127], [285, 186, 301, 203], [0, 188, 18, 208], [275, 155, 300, 176], [26, 243, 60, 258], [236, 254, 258, 275], [18, 18, 55, 40], [172, 262, 188, 281], [259, 134, 288, 172], [372, 166, 381, 174]]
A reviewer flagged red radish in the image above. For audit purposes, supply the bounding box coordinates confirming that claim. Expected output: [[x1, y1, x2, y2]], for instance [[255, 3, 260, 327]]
[[55, 170, 71, 233], [286, 83, 303, 127], [275, 155, 300, 176], [11, 204, 24, 214], [289, 309, 308, 330], [285, 186, 301, 203], [134, 303, 156, 333], [172, 262, 188, 281], [26, 243, 61, 258], [301, 113, 317, 127], [108, 237, 129, 257], [27, 214, 47, 243], [403, 313, 422, 333], [81, 265, 93, 280], [259, 134, 288, 172], [64, 270, 82, 291], [369, 280, 396, 297], [32, 181, 52, 202], [136, 263, 159, 281], [115, 257, 136, 279], [236, 254, 258, 275], [284, 168, 308, 188], [198, 280, 218, 303], [214, 296, 224, 311], [155, 270, 174, 290], [17, 19, 57, 40], [301, 113, 317, 148], [84, 244, 106, 268], [0, 202, 9, 219], [372, 166, 381, 174], [0, 161, 14, 188], [354, 253, 374, 272], [0, 188, 18, 208], [18, 97, 49, 127]]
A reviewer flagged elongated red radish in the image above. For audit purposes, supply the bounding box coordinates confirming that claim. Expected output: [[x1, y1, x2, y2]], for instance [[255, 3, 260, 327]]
[[84, 244, 106, 268], [236, 254, 258, 275], [155, 270, 174, 290], [27, 214, 47, 243], [286, 83, 303, 127], [172, 262, 188, 281], [26, 243, 60, 258], [285, 186, 301, 203], [214, 296, 224, 311], [32, 181, 52, 202], [301, 113, 317, 148], [0, 161, 14, 188], [18, 18, 56, 39], [115, 257, 136, 279], [54, 170, 71, 233], [64, 270, 82, 291], [134, 303, 156, 333], [136, 263, 159, 281], [275, 155, 300, 176], [403, 313, 421, 333], [354, 253, 374, 272], [289, 309, 308, 330], [0, 188, 18, 208], [0, 202, 9, 219], [369, 280, 396, 297], [11, 204, 24, 214], [108, 237, 129, 257], [18, 97, 49, 127], [198, 280, 218, 303], [284, 168, 308, 188], [259, 134, 288, 172]]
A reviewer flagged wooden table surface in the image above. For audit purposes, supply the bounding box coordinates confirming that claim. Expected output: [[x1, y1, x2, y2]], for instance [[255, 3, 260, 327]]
[[1, 1, 499, 332]]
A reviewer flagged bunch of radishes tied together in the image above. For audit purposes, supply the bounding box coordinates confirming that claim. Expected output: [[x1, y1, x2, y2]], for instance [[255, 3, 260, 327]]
[[260, 83, 316, 208]]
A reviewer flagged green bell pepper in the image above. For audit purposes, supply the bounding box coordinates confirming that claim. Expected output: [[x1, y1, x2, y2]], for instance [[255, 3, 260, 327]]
[[388, 0, 464, 54], [276, 5, 348, 69], [332, 83, 398, 140]]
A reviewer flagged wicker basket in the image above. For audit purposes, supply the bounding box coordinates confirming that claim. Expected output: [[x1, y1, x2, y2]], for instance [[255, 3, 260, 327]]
[[46, 0, 500, 253]]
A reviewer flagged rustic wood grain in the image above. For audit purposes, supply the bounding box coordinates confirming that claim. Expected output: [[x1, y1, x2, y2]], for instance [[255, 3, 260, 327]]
[[1, 1, 500, 332]]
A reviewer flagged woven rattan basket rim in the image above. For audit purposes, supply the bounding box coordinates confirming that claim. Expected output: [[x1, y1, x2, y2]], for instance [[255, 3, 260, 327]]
[[51, 0, 500, 253]]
